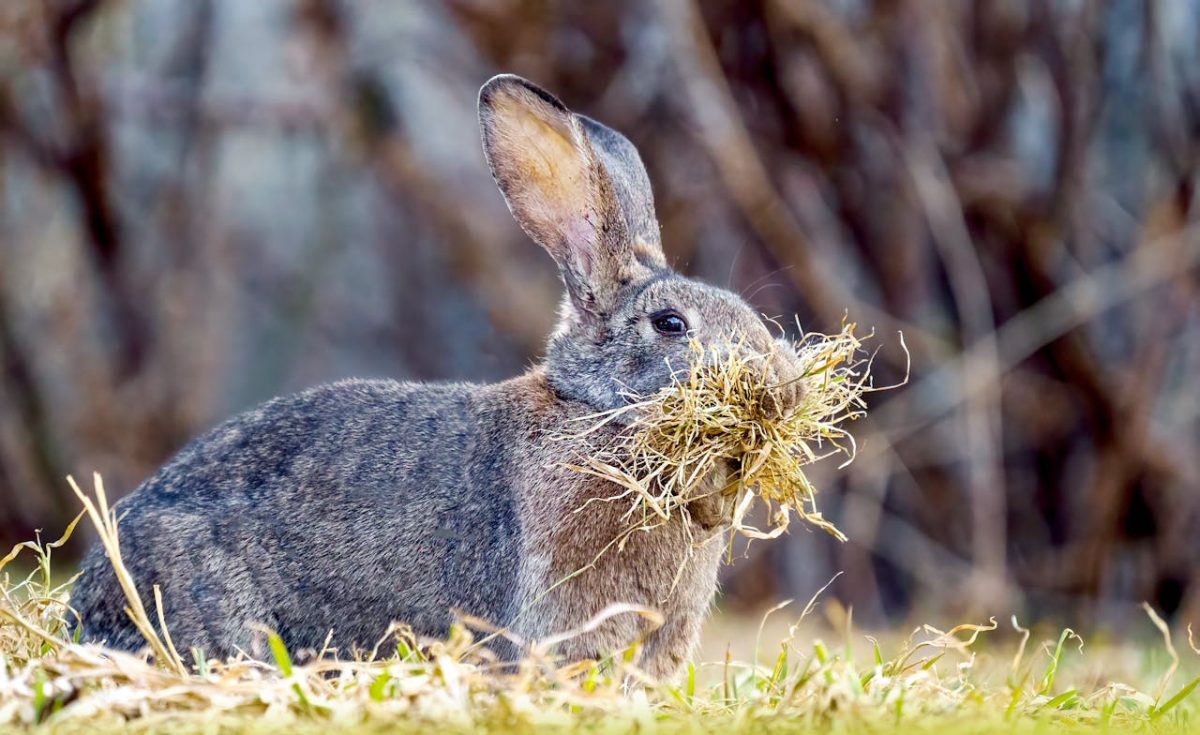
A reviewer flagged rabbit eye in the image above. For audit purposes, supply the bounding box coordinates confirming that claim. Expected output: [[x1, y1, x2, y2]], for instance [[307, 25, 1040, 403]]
[[651, 311, 688, 336]]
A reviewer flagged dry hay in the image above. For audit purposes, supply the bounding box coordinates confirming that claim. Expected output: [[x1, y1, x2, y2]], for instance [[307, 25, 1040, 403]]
[[564, 322, 895, 544]]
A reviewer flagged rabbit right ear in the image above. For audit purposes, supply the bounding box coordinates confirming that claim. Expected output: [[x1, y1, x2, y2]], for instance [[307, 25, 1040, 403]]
[[577, 116, 666, 270], [479, 75, 649, 321]]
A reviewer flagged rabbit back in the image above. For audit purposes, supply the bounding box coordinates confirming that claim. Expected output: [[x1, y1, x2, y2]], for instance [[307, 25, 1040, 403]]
[[71, 377, 527, 659]]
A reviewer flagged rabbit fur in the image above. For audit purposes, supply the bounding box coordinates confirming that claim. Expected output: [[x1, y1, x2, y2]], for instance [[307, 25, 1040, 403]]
[[70, 74, 808, 679]]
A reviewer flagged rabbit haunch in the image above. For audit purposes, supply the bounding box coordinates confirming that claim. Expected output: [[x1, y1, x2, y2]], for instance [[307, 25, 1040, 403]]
[[69, 74, 812, 679]]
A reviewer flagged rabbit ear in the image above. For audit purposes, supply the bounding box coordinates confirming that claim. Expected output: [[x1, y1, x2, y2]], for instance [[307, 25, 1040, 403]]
[[577, 116, 666, 270], [479, 75, 657, 320]]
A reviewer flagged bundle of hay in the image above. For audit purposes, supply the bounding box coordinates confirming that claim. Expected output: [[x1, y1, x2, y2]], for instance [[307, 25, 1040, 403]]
[[567, 323, 886, 543]]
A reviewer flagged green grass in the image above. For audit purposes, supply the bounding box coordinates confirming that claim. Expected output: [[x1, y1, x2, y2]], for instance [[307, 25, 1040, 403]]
[[0, 475, 1197, 733]]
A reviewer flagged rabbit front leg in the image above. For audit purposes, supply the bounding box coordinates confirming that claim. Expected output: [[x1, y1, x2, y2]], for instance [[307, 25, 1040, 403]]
[[637, 611, 698, 680], [684, 487, 732, 530], [635, 535, 723, 680], [631, 466, 730, 678], [682, 458, 736, 530]]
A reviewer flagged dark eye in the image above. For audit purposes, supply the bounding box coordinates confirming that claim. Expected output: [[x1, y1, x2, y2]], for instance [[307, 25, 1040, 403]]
[[651, 311, 689, 336]]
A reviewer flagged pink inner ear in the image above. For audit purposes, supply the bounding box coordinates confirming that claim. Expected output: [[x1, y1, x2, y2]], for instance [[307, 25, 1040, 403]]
[[560, 215, 597, 275]]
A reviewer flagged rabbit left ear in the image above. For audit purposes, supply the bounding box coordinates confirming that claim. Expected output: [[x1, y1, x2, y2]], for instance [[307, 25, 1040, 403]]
[[479, 75, 652, 320]]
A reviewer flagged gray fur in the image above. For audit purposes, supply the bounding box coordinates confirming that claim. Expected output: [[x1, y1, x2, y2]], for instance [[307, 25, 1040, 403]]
[[70, 75, 808, 678], [578, 115, 664, 259]]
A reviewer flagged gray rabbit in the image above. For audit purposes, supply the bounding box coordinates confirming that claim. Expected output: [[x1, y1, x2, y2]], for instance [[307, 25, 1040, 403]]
[[70, 75, 808, 679]]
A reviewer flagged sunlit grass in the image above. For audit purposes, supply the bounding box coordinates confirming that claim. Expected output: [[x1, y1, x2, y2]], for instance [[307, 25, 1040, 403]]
[[0, 474, 1196, 732]]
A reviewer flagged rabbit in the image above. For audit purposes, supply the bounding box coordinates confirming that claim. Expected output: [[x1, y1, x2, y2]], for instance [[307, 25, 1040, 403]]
[[69, 74, 810, 679]]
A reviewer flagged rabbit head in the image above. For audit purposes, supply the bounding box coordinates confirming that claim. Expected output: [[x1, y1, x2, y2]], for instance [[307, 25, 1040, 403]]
[[479, 75, 804, 418]]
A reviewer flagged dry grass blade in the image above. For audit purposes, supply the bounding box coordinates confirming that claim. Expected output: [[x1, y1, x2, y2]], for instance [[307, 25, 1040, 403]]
[[533, 603, 664, 656], [1144, 602, 1180, 702], [67, 472, 188, 675], [564, 322, 888, 544]]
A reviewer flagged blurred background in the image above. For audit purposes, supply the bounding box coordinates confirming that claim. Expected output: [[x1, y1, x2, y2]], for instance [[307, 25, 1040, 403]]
[[0, 0, 1197, 635]]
